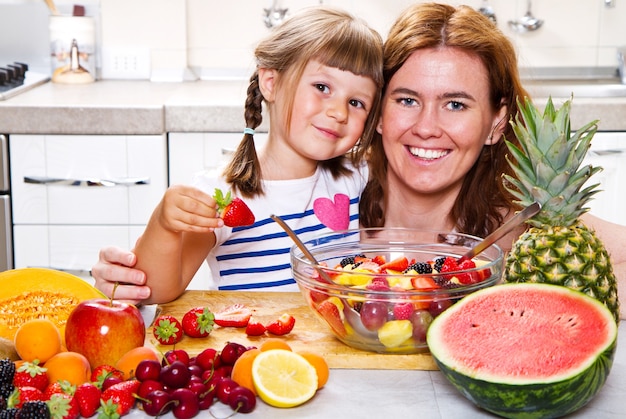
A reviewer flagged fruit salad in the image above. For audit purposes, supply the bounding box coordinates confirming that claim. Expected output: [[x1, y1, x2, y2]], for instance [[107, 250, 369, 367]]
[[307, 253, 493, 353]]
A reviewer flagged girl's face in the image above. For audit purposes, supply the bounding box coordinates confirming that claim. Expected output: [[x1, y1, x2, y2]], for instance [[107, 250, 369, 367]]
[[271, 59, 378, 164], [378, 47, 506, 199]]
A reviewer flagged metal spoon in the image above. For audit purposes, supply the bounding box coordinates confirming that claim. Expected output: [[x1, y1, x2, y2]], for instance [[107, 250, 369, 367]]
[[457, 201, 541, 263], [270, 214, 378, 338], [508, 0, 544, 33], [478, 0, 497, 24]]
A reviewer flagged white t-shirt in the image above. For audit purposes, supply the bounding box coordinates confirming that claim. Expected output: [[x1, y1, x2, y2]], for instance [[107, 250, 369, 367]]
[[192, 162, 368, 291]]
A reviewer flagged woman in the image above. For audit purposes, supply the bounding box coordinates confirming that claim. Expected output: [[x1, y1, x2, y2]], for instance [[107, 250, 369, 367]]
[[92, 3, 626, 318]]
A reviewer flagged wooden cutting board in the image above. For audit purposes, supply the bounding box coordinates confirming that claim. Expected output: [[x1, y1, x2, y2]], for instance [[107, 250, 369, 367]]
[[145, 290, 437, 371]]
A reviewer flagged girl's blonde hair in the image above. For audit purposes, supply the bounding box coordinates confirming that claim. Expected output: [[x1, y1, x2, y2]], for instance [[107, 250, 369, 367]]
[[224, 6, 384, 197]]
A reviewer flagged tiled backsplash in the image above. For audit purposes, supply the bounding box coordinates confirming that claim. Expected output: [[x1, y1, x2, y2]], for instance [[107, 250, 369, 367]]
[[2, 0, 625, 80]]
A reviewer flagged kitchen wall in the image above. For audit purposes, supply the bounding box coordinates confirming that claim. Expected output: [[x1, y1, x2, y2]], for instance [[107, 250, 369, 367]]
[[1, 0, 625, 80]]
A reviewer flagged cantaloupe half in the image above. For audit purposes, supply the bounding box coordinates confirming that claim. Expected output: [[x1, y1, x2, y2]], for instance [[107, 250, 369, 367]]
[[0, 268, 105, 342], [427, 282, 617, 419]]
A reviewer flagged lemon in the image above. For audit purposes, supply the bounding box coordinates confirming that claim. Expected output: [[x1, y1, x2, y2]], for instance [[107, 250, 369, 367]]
[[251, 349, 318, 408]]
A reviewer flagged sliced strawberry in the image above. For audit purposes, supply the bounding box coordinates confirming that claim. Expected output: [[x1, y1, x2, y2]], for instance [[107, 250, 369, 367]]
[[378, 256, 409, 273], [372, 255, 387, 265], [213, 188, 255, 227], [152, 315, 183, 345], [265, 313, 296, 336], [410, 276, 440, 290], [245, 317, 267, 336], [214, 304, 252, 328], [317, 299, 347, 338]]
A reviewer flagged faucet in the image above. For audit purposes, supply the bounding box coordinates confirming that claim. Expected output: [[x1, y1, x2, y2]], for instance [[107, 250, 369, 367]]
[[263, 0, 288, 28], [618, 47, 626, 84]]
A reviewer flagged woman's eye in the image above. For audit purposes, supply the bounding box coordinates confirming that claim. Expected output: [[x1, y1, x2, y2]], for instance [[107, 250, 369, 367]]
[[399, 98, 416, 106], [447, 101, 466, 111], [315, 84, 330, 94]]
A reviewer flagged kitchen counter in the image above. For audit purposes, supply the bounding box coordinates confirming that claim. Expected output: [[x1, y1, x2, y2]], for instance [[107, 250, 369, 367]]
[[132, 308, 625, 419], [0, 80, 625, 134]]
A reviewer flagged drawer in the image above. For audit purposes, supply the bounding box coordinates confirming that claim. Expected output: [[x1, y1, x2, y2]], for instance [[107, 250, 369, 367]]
[[10, 134, 167, 225], [168, 132, 267, 185]]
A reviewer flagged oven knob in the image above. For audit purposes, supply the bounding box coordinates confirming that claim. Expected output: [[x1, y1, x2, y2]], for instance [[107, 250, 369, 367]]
[[0, 67, 16, 83], [8, 64, 24, 80], [0, 70, 7, 85]]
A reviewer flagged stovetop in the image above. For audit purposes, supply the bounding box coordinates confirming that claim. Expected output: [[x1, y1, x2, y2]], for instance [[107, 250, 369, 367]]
[[0, 62, 50, 101]]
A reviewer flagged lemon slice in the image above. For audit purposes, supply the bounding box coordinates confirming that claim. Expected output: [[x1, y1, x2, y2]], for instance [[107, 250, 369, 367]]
[[252, 349, 318, 408]]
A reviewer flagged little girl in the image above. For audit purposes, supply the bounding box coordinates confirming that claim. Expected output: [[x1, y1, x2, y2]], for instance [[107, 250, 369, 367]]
[[121, 6, 383, 304]]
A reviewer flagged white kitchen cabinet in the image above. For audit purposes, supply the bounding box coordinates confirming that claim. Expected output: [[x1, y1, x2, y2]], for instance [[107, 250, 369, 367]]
[[9, 134, 167, 279], [583, 132, 626, 226]]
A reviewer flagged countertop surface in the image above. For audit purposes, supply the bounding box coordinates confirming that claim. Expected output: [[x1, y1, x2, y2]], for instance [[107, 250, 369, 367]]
[[134, 308, 625, 419], [1, 80, 625, 134]]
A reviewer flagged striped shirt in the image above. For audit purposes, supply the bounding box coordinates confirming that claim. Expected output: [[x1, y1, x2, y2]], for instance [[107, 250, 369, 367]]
[[192, 162, 368, 291]]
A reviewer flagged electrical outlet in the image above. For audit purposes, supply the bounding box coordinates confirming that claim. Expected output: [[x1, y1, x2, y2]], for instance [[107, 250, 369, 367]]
[[101, 47, 151, 79]]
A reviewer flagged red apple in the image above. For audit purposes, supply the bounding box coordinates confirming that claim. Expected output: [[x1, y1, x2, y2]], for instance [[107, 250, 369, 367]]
[[65, 298, 146, 369]]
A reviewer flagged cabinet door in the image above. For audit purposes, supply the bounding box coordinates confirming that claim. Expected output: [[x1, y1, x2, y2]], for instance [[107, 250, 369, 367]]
[[10, 134, 167, 225], [168, 132, 267, 185], [583, 132, 626, 226]]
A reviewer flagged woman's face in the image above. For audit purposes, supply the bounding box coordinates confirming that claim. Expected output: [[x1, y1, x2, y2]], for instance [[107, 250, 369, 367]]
[[378, 47, 505, 198]]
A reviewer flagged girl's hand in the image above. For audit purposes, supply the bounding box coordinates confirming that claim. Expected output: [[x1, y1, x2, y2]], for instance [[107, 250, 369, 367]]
[[157, 184, 224, 233]]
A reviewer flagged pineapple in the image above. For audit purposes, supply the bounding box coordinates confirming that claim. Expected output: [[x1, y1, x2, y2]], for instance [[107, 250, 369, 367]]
[[503, 96, 620, 323]]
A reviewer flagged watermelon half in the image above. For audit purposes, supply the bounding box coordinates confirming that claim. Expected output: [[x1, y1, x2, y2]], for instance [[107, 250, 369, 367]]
[[427, 283, 617, 419]]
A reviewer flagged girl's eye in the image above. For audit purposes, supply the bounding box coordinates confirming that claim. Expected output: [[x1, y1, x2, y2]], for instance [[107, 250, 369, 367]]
[[447, 101, 466, 111], [315, 83, 330, 94], [349, 99, 366, 109]]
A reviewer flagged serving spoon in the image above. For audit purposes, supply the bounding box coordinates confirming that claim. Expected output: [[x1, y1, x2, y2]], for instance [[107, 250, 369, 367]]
[[270, 214, 378, 338], [457, 201, 541, 263]]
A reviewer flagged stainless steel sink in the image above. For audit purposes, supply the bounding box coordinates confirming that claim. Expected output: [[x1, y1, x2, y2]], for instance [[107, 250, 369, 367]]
[[521, 66, 626, 98]]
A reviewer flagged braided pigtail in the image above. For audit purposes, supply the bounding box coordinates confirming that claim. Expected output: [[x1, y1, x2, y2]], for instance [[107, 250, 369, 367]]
[[223, 71, 265, 198]]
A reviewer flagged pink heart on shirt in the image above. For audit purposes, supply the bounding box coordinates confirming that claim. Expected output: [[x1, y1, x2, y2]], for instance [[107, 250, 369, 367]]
[[313, 194, 350, 231]]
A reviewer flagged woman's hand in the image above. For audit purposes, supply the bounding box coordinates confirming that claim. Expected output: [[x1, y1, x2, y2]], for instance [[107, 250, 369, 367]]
[[91, 246, 151, 305]]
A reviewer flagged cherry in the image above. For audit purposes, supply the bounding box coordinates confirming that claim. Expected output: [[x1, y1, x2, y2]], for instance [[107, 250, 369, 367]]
[[163, 349, 190, 367], [187, 364, 203, 378], [186, 380, 206, 398], [170, 388, 199, 419], [101, 376, 123, 391], [197, 382, 217, 410], [220, 342, 247, 365], [141, 389, 172, 417], [195, 348, 219, 371], [228, 385, 256, 413], [137, 379, 165, 399], [135, 359, 162, 382], [215, 377, 239, 405], [160, 360, 191, 389]]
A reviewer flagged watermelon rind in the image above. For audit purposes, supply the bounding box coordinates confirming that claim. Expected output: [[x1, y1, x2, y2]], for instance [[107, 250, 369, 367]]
[[427, 283, 617, 419]]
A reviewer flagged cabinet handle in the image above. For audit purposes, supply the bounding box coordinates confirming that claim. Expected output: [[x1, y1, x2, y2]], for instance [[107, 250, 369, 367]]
[[24, 176, 150, 187]]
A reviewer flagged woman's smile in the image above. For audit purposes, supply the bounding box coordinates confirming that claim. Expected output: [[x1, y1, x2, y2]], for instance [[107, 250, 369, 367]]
[[408, 146, 450, 160]]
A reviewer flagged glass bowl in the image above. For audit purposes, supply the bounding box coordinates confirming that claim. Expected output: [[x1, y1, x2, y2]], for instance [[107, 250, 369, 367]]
[[290, 228, 504, 354]]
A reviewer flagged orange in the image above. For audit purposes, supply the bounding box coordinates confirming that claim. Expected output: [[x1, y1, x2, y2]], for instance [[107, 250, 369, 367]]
[[259, 338, 292, 352], [115, 346, 160, 380], [231, 348, 261, 395], [14, 318, 62, 363], [298, 351, 329, 389], [44, 351, 91, 386]]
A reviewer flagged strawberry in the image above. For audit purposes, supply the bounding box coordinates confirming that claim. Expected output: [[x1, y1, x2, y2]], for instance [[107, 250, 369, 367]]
[[13, 360, 49, 392], [372, 255, 387, 265], [392, 302, 414, 320], [43, 381, 74, 401], [8, 386, 45, 408], [101, 379, 140, 416], [317, 299, 347, 338], [74, 382, 101, 418], [410, 276, 439, 290], [213, 304, 252, 328], [153, 315, 183, 345], [46, 392, 80, 419], [378, 256, 409, 273], [90, 365, 124, 390], [245, 317, 267, 336], [213, 188, 255, 227], [265, 313, 296, 336], [440, 256, 472, 284], [182, 306, 215, 338]]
